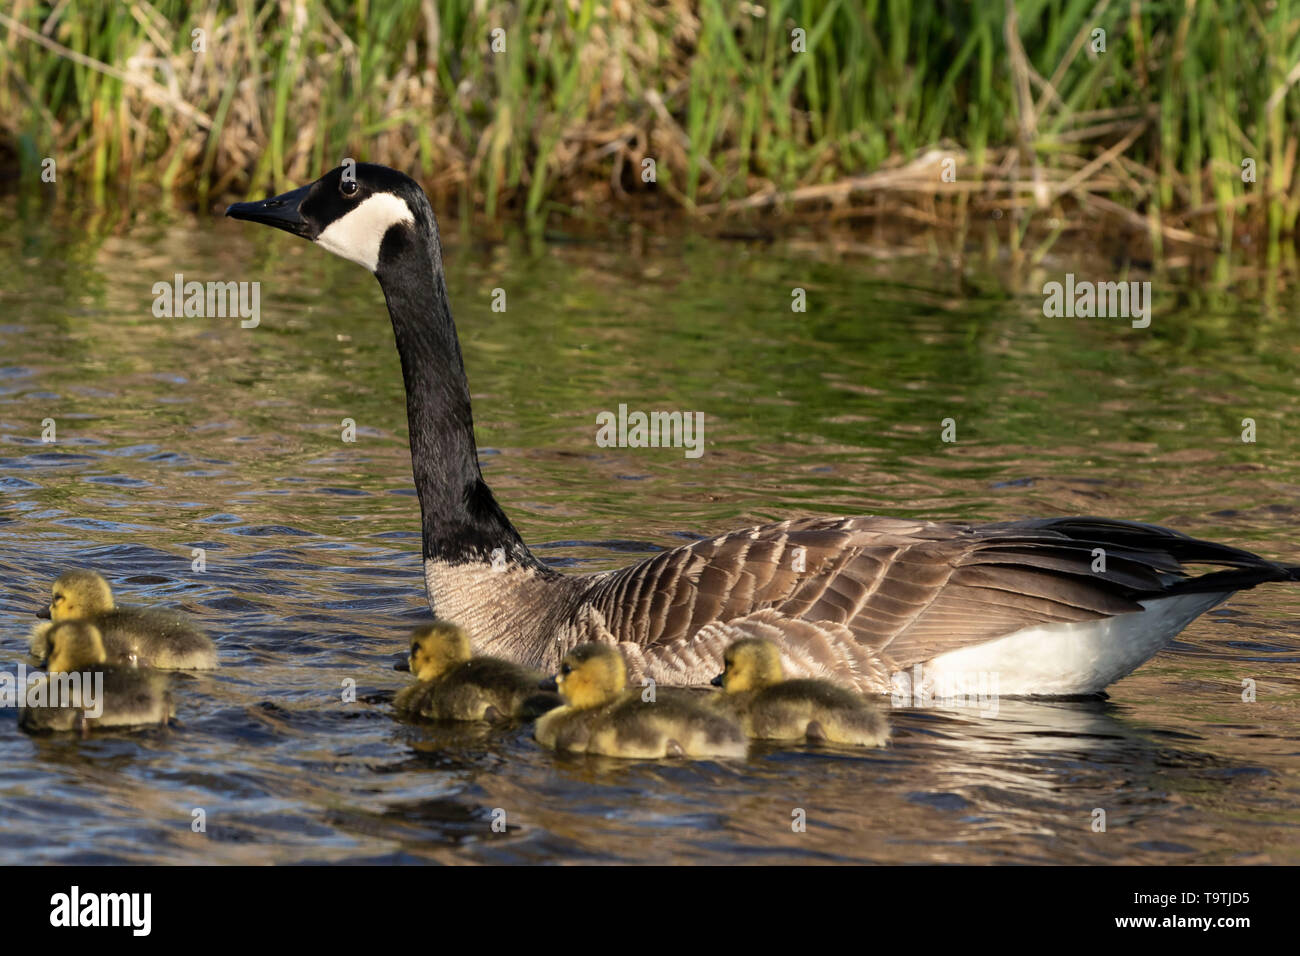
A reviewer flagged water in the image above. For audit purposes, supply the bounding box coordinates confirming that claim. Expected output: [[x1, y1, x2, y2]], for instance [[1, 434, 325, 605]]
[[2, 209, 1299, 864]]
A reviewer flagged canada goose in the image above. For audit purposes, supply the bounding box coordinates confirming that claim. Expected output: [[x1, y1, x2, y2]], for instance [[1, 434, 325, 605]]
[[711, 637, 889, 746], [32, 570, 217, 670], [228, 163, 1300, 696], [18, 622, 175, 733], [394, 619, 560, 721], [535, 643, 747, 758]]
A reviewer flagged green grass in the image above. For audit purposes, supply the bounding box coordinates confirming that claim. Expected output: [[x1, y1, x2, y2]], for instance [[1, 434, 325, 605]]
[[1, 0, 1298, 254]]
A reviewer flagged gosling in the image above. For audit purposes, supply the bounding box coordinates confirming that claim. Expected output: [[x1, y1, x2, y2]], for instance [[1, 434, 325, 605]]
[[394, 620, 560, 722], [710, 637, 889, 746], [535, 643, 747, 759], [19, 622, 175, 733], [32, 570, 217, 670]]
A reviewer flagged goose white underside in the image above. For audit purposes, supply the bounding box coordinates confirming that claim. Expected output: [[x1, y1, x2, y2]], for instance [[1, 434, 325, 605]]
[[914, 591, 1231, 696]]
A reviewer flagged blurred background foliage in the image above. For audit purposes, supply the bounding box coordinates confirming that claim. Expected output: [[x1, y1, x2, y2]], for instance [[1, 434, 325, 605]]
[[0, 0, 1298, 258]]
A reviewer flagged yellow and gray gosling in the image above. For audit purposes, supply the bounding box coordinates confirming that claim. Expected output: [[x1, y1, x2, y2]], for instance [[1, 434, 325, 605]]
[[18, 622, 175, 734], [394, 620, 560, 722], [31, 570, 217, 670], [535, 643, 747, 759], [711, 637, 889, 747]]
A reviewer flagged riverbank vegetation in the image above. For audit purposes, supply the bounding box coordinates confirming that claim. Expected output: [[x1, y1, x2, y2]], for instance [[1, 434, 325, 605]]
[[2, 0, 1298, 263]]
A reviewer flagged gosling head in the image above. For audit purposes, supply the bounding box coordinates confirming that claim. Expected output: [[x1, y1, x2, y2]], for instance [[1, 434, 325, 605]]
[[226, 163, 436, 277], [711, 637, 786, 693], [548, 644, 627, 710], [45, 621, 108, 673], [38, 570, 115, 623], [408, 620, 473, 681]]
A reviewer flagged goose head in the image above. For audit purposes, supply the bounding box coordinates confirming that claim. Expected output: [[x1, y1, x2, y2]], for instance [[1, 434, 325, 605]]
[[408, 620, 473, 681], [226, 163, 432, 276], [712, 637, 786, 692], [547, 644, 627, 710], [45, 621, 109, 672], [38, 570, 115, 622]]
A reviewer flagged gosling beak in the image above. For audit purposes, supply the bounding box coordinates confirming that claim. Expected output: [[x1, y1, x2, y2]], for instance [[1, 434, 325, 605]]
[[226, 183, 315, 239], [393, 657, 410, 672], [538, 675, 558, 692], [35, 606, 50, 620], [710, 674, 724, 687]]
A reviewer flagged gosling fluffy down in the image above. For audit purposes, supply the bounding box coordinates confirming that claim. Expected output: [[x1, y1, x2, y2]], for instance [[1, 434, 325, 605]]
[[395, 620, 560, 721], [535, 643, 747, 759], [18, 622, 175, 733], [31, 570, 217, 670], [711, 637, 889, 746]]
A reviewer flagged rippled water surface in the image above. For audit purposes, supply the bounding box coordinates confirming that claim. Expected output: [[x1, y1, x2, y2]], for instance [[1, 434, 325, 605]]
[[2, 207, 1299, 864]]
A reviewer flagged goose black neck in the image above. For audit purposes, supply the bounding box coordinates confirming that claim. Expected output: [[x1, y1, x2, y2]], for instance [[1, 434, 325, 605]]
[[375, 224, 541, 569]]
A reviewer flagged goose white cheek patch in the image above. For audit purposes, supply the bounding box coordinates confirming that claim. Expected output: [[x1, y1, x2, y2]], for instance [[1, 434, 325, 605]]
[[315, 193, 416, 271]]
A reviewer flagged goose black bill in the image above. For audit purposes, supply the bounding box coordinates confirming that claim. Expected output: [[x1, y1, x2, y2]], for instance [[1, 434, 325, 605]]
[[226, 183, 315, 238]]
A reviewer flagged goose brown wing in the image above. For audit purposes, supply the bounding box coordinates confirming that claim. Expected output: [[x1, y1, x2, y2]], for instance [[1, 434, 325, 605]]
[[569, 515, 1294, 685]]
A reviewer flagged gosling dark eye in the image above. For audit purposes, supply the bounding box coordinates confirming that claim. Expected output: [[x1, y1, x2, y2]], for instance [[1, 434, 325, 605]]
[[560, 664, 571, 675], [340, 179, 358, 197]]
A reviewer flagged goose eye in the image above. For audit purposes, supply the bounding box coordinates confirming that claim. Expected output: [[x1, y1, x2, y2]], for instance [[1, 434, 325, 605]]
[[560, 664, 571, 675], [340, 179, 358, 197]]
